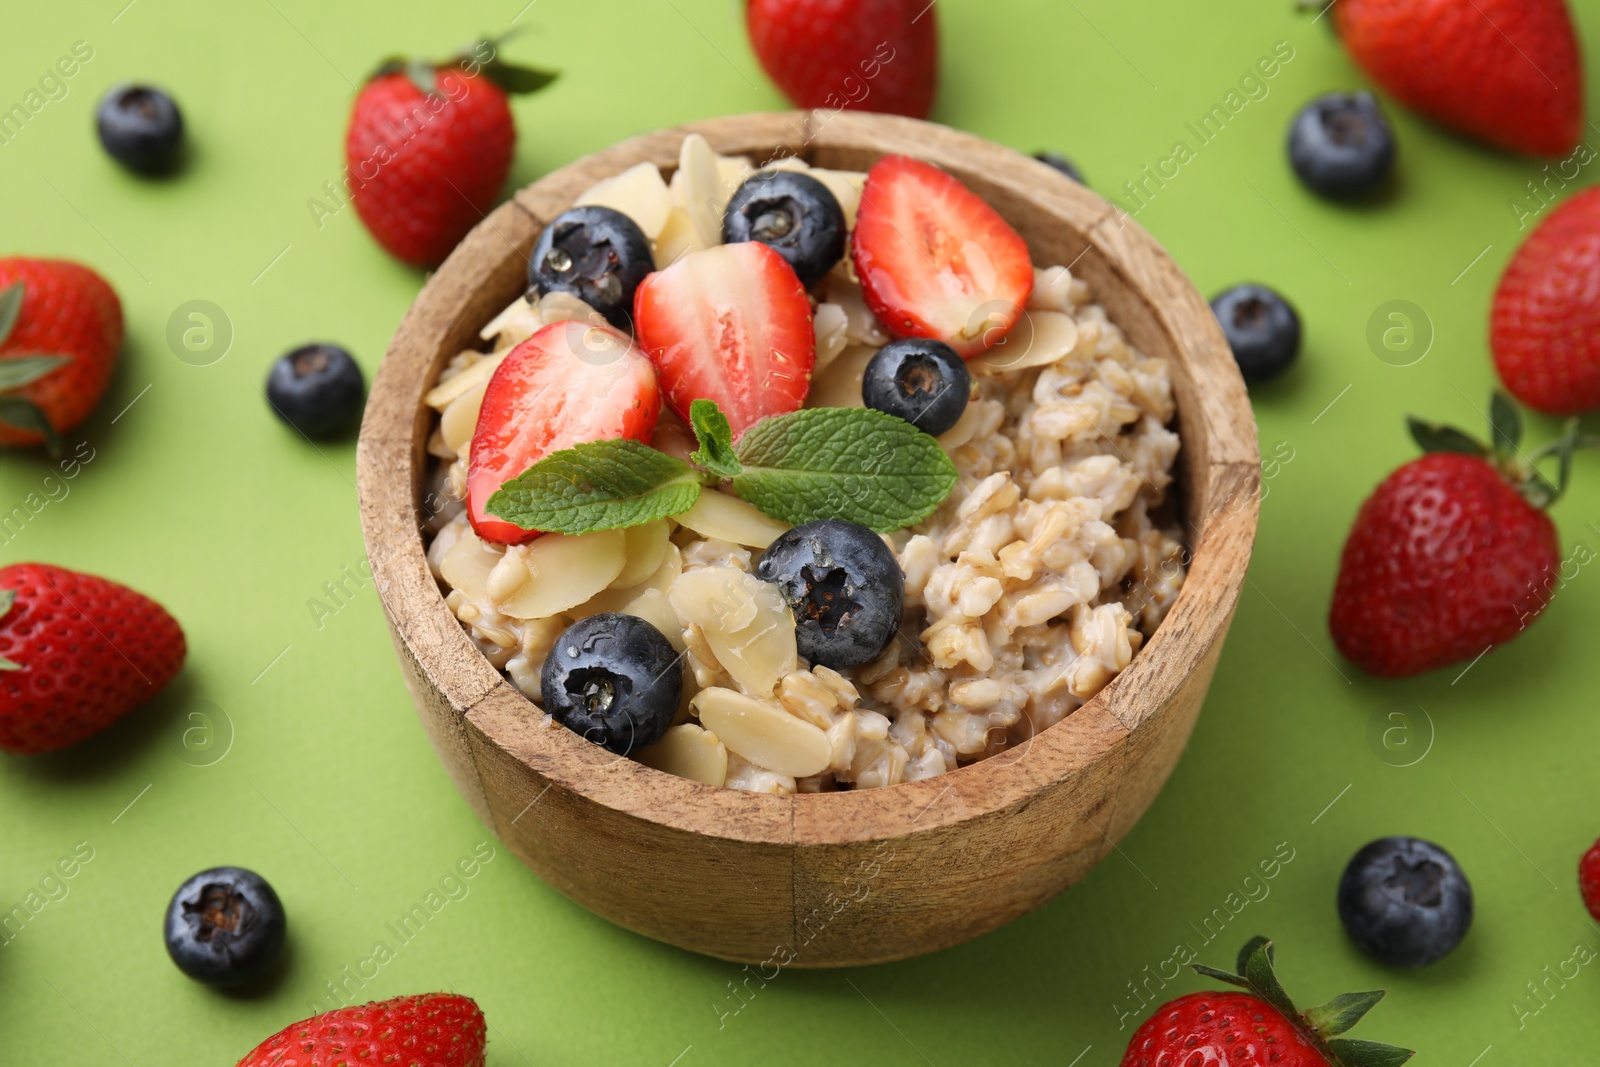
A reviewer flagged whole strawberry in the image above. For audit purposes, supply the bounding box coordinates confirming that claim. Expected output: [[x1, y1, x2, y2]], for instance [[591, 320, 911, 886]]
[[747, 0, 939, 119], [235, 993, 486, 1067], [1580, 838, 1600, 921], [1329, 396, 1578, 678], [1122, 937, 1413, 1067], [0, 258, 122, 454], [346, 42, 555, 268], [1491, 187, 1600, 415], [0, 564, 186, 755], [1331, 0, 1584, 157]]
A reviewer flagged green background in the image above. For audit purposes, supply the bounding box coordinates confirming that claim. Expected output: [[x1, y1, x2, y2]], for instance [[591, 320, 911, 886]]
[[3, 0, 1599, 1062]]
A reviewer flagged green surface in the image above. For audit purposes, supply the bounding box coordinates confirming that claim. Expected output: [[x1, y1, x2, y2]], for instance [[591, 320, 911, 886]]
[[3, 0, 1599, 1062]]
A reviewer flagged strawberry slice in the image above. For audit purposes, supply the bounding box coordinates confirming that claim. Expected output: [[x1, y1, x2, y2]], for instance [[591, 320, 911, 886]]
[[633, 241, 815, 438], [851, 154, 1034, 358], [467, 319, 661, 544]]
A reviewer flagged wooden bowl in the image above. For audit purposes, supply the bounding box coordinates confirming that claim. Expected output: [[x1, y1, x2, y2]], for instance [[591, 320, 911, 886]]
[[357, 112, 1259, 967]]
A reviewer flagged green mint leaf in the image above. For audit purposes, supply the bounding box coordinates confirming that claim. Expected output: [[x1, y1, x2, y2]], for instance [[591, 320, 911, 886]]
[[0, 283, 23, 348], [1489, 391, 1522, 456], [1326, 1038, 1415, 1067], [688, 399, 741, 479], [1407, 417, 1486, 458], [485, 438, 703, 536], [480, 59, 558, 95], [731, 407, 958, 532], [1303, 991, 1386, 1038], [0, 395, 61, 457], [0, 355, 69, 392]]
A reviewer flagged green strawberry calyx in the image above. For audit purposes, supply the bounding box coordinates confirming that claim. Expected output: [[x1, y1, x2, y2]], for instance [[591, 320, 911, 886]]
[[371, 33, 557, 98], [0, 281, 69, 458], [1407, 390, 1594, 509], [0, 588, 21, 671], [1192, 937, 1414, 1067]]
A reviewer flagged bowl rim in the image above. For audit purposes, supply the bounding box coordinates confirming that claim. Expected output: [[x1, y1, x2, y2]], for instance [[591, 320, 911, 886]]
[[357, 110, 1259, 851]]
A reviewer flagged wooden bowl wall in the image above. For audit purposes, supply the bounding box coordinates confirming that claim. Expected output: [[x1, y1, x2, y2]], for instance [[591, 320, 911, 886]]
[[357, 112, 1259, 967]]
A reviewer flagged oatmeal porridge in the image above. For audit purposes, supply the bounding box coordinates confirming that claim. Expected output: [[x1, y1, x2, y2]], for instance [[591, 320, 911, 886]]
[[419, 133, 1186, 795]]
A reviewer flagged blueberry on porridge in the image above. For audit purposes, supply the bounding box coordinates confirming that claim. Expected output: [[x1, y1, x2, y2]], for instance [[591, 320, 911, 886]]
[[722, 169, 847, 285], [526, 205, 655, 330], [862, 338, 971, 436], [421, 133, 1186, 795]]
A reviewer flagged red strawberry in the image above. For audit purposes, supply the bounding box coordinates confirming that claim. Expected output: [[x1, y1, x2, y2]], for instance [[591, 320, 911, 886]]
[[1122, 938, 1412, 1067], [746, 0, 939, 119], [468, 319, 661, 545], [633, 241, 815, 437], [1580, 839, 1600, 921], [0, 258, 122, 454], [1331, 0, 1584, 157], [346, 45, 555, 268], [0, 563, 186, 755], [235, 993, 486, 1067], [1491, 187, 1600, 415], [851, 155, 1033, 358], [1329, 397, 1579, 678]]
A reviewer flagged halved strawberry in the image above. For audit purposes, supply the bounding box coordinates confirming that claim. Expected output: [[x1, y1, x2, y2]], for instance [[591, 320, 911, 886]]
[[851, 155, 1034, 358], [467, 320, 660, 544], [633, 242, 815, 437]]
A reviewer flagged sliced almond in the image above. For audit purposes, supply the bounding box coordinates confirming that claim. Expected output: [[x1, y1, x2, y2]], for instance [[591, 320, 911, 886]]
[[972, 310, 1080, 374], [620, 586, 686, 652], [612, 520, 672, 589], [813, 302, 850, 373], [809, 168, 866, 228], [758, 155, 809, 172], [676, 133, 725, 249], [669, 567, 797, 697], [575, 161, 672, 239], [805, 344, 877, 410], [636, 723, 728, 786], [535, 290, 606, 326], [496, 529, 626, 620], [675, 490, 790, 549], [653, 206, 709, 270], [439, 525, 505, 604], [716, 154, 755, 197], [426, 350, 507, 410], [478, 298, 542, 346], [692, 687, 831, 778], [568, 542, 683, 621], [440, 379, 489, 455]]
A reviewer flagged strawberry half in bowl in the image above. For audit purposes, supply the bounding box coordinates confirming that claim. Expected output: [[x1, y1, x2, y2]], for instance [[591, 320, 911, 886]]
[[357, 112, 1258, 966]]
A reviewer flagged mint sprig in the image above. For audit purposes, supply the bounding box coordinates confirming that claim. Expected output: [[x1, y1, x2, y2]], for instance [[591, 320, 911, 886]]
[[484, 401, 958, 536], [688, 399, 741, 479], [485, 438, 701, 535], [732, 407, 957, 531]]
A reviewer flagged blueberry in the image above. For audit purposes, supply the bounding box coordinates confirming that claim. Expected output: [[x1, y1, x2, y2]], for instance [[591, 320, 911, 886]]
[[1338, 836, 1473, 968], [528, 206, 653, 330], [1210, 284, 1301, 384], [541, 613, 682, 756], [722, 171, 845, 286], [1033, 151, 1085, 185], [96, 84, 184, 175], [1288, 92, 1396, 200], [862, 338, 970, 436], [265, 343, 365, 438], [164, 867, 286, 988], [755, 520, 904, 670]]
